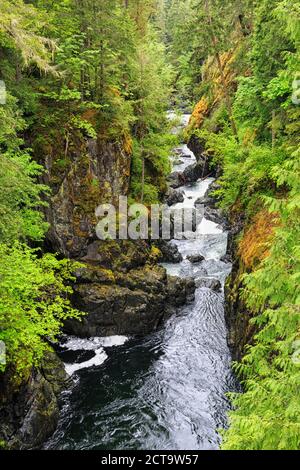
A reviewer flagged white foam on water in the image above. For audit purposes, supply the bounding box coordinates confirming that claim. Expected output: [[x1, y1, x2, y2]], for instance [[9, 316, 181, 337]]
[[65, 349, 108, 376], [63, 335, 129, 375], [181, 114, 191, 127], [173, 178, 214, 210], [181, 143, 195, 158], [100, 336, 129, 347], [197, 218, 223, 235], [63, 335, 128, 351], [171, 144, 197, 172]]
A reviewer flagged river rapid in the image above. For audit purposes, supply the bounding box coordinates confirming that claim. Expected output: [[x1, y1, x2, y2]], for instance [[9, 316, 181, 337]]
[[45, 114, 236, 451]]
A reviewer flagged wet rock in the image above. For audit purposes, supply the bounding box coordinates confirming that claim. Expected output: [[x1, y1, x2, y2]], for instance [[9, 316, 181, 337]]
[[167, 276, 195, 306], [161, 208, 200, 241], [194, 183, 221, 208], [220, 254, 232, 264], [66, 272, 166, 337], [183, 162, 204, 183], [168, 159, 209, 188], [154, 240, 183, 263], [65, 263, 195, 337], [187, 254, 205, 264], [64, 234, 197, 338], [167, 171, 186, 189], [187, 135, 219, 177], [0, 352, 68, 450], [204, 206, 228, 228], [195, 192, 214, 207], [165, 189, 185, 206], [188, 135, 206, 159], [196, 278, 222, 292]]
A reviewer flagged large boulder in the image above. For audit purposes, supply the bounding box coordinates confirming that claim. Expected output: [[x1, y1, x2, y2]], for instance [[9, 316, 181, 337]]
[[154, 240, 183, 263], [187, 254, 205, 264], [187, 134, 219, 177], [65, 265, 195, 337], [183, 162, 205, 183], [194, 182, 221, 208], [81, 239, 156, 273], [204, 206, 228, 228], [167, 171, 185, 189], [165, 188, 185, 206], [167, 276, 196, 307], [196, 278, 222, 292]]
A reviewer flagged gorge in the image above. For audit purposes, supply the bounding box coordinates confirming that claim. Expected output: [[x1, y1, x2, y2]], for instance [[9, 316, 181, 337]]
[[43, 113, 237, 450], [0, 0, 299, 452]]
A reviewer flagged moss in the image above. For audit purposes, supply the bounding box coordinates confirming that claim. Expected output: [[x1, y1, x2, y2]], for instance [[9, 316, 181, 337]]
[[149, 245, 162, 264], [81, 108, 98, 126], [187, 97, 210, 133], [123, 131, 133, 156], [239, 210, 279, 270], [76, 265, 116, 284], [186, 49, 238, 139], [0, 440, 7, 449]]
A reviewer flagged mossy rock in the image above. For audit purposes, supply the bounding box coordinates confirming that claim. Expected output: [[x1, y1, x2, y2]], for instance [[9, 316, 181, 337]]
[[82, 240, 153, 272]]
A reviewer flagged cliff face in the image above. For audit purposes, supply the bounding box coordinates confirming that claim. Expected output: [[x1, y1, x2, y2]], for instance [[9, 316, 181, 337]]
[[0, 352, 68, 450], [225, 243, 255, 362], [225, 209, 279, 361], [0, 114, 198, 449], [1, 121, 136, 449], [42, 135, 132, 258], [36, 122, 196, 336]]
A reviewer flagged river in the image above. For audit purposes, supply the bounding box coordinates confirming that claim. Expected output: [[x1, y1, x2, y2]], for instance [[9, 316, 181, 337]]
[[45, 114, 236, 451]]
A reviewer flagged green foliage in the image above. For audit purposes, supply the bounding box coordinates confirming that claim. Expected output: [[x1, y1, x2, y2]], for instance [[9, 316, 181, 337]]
[[223, 152, 300, 450], [2, 0, 298, 450], [130, 132, 176, 204], [0, 152, 49, 242], [0, 0, 57, 73], [0, 243, 83, 376], [198, 127, 287, 212], [71, 116, 97, 139], [180, 0, 300, 449]]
